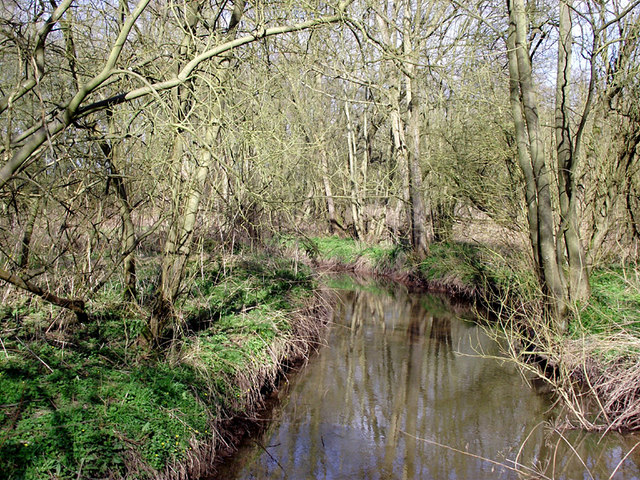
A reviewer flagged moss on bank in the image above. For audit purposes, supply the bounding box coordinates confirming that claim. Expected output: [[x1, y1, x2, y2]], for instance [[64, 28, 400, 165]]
[[0, 255, 326, 479]]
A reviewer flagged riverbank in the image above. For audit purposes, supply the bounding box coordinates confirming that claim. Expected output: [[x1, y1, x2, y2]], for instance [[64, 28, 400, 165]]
[[2, 238, 639, 479], [0, 254, 332, 479], [282, 235, 640, 432]]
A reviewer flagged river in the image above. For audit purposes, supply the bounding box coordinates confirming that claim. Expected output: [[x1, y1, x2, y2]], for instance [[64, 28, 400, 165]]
[[217, 278, 640, 479]]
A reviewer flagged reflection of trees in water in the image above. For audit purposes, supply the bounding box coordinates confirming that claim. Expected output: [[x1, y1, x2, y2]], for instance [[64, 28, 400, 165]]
[[429, 317, 452, 347], [333, 289, 543, 478], [407, 295, 426, 343], [221, 285, 640, 480]]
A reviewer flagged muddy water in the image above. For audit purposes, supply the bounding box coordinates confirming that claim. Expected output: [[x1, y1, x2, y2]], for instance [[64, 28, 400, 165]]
[[218, 282, 640, 479]]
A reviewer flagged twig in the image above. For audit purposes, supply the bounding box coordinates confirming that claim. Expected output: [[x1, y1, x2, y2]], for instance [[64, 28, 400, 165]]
[[254, 438, 286, 474], [16, 337, 53, 373], [399, 430, 551, 479]]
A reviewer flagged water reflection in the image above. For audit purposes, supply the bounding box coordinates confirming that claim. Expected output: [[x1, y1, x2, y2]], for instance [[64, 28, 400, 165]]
[[217, 283, 640, 480]]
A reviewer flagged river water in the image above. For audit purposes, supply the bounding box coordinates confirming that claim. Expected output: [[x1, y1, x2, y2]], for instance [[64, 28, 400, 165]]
[[217, 279, 640, 479]]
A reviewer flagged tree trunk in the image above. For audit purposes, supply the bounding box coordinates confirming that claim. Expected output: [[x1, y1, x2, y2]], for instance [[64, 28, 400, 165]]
[[149, 1, 245, 343], [98, 112, 137, 301], [506, 12, 540, 272], [555, 0, 590, 303], [403, 5, 429, 260], [152, 131, 216, 341], [406, 76, 429, 260], [108, 112, 137, 301], [110, 161, 137, 302], [389, 90, 412, 238], [376, 12, 411, 241], [320, 150, 339, 234], [345, 103, 364, 239], [508, 0, 568, 326]]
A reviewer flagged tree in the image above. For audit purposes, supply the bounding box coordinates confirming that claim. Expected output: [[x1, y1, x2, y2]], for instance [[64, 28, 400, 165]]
[[0, 0, 354, 333], [505, 0, 640, 327]]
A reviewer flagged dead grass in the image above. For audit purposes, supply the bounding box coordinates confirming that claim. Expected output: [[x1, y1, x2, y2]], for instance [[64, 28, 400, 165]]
[[562, 332, 640, 432], [497, 313, 640, 433]]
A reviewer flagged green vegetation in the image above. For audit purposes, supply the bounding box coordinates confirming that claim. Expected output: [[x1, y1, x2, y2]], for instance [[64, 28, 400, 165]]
[[305, 236, 640, 336], [0, 255, 317, 479], [572, 268, 640, 337], [418, 242, 483, 285], [296, 236, 538, 302], [282, 235, 399, 267], [297, 234, 640, 340]]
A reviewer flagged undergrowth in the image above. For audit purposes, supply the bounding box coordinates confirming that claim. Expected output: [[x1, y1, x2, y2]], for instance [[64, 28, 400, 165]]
[[0, 254, 317, 479], [572, 267, 640, 337]]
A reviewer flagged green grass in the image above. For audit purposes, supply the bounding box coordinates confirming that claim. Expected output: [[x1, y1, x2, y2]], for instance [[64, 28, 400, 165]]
[[571, 267, 640, 337], [280, 235, 400, 267], [0, 342, 210, 478], [0, 254, 316, 479], [183, 255, 313, 326], [418, 242, 483, 285], [312, 236, 377, 263]]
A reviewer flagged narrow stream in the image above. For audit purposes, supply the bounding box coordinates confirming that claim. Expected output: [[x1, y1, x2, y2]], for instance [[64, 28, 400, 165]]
[[217, 280, 640, 479]]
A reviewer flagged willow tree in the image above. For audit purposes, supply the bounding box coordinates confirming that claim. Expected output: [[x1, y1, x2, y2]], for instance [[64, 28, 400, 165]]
[[506, 0, 567, 322], [505, 0, 640, 327]]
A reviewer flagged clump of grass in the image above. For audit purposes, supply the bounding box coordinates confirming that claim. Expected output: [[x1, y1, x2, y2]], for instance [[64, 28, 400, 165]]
[[278, 235, 400, 271], [419, 242, 483, 287], [182, 254, 313, 330], [181, 308, 292, 415], [311, 236, 386, 264], [417, 241, 539, 306], [571, 267, 640, 337]]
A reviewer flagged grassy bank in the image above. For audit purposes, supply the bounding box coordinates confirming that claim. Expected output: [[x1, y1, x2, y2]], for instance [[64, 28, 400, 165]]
[[0, 254, 328, 479], [283, 235, 640, 431], [286, 235, 536, 302]]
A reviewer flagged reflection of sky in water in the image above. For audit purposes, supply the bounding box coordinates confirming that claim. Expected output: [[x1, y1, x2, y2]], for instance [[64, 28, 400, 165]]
[[218, 285, 640, 480]]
